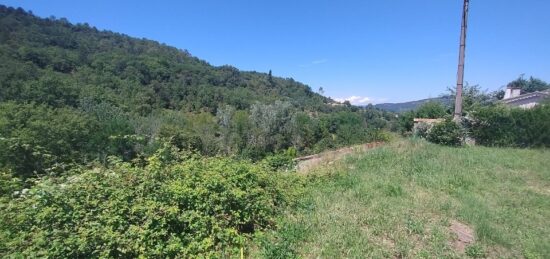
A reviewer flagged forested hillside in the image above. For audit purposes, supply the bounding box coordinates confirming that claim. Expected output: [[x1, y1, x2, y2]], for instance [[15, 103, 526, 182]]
[[0, 5, 394, 180], [0, 6, 330, 112]]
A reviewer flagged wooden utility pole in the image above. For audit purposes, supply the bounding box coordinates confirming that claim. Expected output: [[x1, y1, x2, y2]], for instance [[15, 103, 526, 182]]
[[454, 0, 469, 121]]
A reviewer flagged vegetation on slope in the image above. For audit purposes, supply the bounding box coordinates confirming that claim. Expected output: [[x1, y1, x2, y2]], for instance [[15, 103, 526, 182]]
[[0, 5, 395, 180], [2, 4, 549, 258], [257, 139, 550, 258], [0, 6, 329, 113], [0, 5, 397, 257], [0, 144, 305, 257]]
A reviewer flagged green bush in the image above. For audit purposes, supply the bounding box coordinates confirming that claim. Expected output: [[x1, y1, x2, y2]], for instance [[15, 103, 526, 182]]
[[0, 170, 21, 199], [0, 144, 300, 257], [0, 102, 99, 178], [468, 104, 550, 147], [368, 129, 394, 143], [427, 119, 463, 146], [262, 147, 297, 171], [413, 122, 432, 138], [397, 111, 416, 133]]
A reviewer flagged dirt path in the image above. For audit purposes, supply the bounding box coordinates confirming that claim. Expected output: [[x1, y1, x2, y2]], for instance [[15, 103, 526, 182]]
[[449, 220, 475, 253], [295, 141, 384, 172]]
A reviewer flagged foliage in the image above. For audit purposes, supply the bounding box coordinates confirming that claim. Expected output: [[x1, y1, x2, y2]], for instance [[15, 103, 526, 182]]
[[397, 110, 416, 133], [0, 102, 99, 178], [447, 84, 493, 115], [507, 76, 549, 94], [492, 76, 549, 100], [0, 144, 302, 257], [415, 101, 448, 119], [0, 5, 396, 179], [427, 119, 463, 146], [0, 5, 328, 113], [438, 80, 550, 148], [413, 122, 432, 138], [397, 101, 449, 133], [0, 170, 21, 199], [261, 147, 297, 171], [467, 104, 550, 147]]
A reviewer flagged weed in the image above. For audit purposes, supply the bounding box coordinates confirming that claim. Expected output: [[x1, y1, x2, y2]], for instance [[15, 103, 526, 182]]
[[406, 217, 425, 235], [466, 244, 486, 258]]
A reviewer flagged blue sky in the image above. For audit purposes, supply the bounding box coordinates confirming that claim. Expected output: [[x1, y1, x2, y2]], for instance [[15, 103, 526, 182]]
[[3, 0, 550, 103]]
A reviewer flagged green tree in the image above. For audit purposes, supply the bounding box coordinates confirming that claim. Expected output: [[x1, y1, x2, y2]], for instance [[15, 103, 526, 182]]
[[447, 84, 492, 114], [0, 102, 99, 178], [495, 76, 550, 99], [415, 101, 448, 119]]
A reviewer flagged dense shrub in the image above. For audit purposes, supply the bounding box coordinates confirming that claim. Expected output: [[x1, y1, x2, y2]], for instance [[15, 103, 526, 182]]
[[397, 111, 416, 133], [0, 170, 21, 200], [427, 119, 463, 146], [262, 147, 297, 171], [0, 102, 99, 178], [0, 144, 301, 257], [369, 130, 394, 143], [468, 104, 550, 147], [413, 122, 432, 138]]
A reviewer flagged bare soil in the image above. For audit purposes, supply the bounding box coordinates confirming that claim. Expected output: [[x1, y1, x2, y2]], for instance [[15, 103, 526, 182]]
[[295, 142, 384, 173], [449, 220, 475, 253]]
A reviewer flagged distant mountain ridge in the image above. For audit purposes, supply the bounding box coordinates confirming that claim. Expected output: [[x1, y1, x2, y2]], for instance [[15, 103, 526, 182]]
[[374, 96, 452, 112]]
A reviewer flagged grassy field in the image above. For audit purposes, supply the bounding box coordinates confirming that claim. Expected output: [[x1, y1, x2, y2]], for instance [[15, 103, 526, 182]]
[[255, 139, 550, 258]]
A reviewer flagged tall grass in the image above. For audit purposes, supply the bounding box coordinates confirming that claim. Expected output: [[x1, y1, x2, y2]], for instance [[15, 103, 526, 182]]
[[255, 139, 550, 258]]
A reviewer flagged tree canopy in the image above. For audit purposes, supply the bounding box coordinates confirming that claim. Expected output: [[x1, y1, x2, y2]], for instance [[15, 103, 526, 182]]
[[0, 5, 395, 179]]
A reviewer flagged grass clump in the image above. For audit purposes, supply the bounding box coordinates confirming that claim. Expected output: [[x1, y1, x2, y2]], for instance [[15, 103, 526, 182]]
[[466, 244, 486, 258]]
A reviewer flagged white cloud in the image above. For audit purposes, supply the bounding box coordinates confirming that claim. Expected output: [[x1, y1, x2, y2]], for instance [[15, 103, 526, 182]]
[[334, 95, 372, 105]]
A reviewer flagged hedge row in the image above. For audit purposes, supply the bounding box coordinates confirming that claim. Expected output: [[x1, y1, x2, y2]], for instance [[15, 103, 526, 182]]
[[467, 104, 550, 147]]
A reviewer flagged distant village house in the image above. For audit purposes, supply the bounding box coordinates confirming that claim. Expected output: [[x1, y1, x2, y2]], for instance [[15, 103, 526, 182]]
[[500, 86, 550, 109]]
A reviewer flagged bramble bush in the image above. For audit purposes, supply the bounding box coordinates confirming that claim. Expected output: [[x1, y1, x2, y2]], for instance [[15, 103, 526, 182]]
[[261, 147, 297, 171], [427, 119, 464, 146], [413, 122, 432, 139], [0, 144, 303, 258]]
